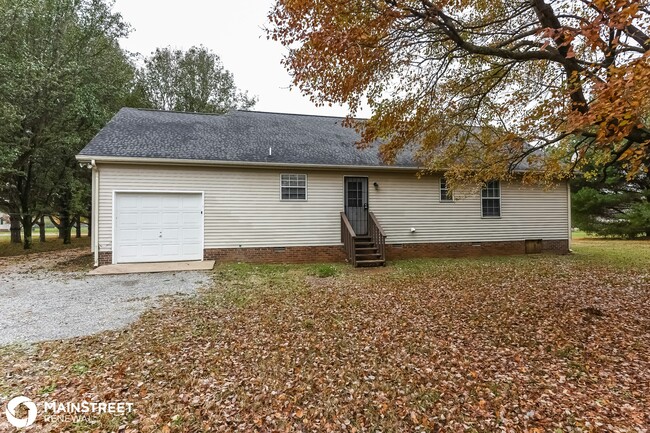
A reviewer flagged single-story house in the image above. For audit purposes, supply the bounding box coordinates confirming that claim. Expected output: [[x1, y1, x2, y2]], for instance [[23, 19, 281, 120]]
[[76, 108, 570, 268], [0, 213, 10, 232]]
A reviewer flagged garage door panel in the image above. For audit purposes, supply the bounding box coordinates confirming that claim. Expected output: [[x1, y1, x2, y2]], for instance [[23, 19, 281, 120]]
[[115, 192, 203, 264], [161, 244, 182, 255], [119, 213, 140, 225], [182, 228, 201, 241], [141, 201, 160, 210], [119, 229, 139, 242], [142, 194, 162, 204], [119, 195, 139, 208], [119, 245, 139, 258], [163, 228, 180, 241], [181, 244, 202, 255], [162, 197, 181, 208], [140, 212, 162, 224], [140, 245, 163, 257], [182, 212, 202, 225], [181, 196, 201, 208], [162, 212, 180, 225], [141, 228, 162, 241]]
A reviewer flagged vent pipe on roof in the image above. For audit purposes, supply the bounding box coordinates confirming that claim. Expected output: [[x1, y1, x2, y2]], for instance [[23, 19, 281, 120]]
[[269, 147, 272, 157]]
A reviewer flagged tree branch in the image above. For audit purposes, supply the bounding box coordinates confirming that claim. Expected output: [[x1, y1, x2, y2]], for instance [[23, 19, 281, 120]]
[[623, 24, 650, 51]]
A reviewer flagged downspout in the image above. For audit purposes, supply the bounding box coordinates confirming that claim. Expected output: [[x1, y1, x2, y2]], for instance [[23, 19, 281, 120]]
[[567, 181, 572, 252], [91, 160, 99, 267]]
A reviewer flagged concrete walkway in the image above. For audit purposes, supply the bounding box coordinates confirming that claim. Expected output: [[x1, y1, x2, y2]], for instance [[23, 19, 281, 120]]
[[89, 260, 215, 275]]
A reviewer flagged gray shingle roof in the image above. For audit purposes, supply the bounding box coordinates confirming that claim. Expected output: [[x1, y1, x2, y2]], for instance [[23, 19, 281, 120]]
[[78, 108, 418, 168]]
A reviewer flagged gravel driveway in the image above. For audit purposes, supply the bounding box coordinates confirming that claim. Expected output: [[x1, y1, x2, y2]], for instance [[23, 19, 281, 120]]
[[0, 249, 211, 345]]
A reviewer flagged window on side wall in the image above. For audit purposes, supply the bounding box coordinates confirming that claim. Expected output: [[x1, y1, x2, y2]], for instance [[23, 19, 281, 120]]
[[440, 176, 453, 202], [280, 174, 307, 200], [481, 180, 501, 217]]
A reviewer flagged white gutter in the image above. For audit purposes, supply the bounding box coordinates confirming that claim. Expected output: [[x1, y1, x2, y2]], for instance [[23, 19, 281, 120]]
[[75, 155, 421, 172], [91, 159, 99, 267], [74, 154, 539, 175]]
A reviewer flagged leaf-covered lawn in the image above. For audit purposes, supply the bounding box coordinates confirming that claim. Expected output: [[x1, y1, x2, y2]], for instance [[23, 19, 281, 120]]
[[1, 240, 649, 432]]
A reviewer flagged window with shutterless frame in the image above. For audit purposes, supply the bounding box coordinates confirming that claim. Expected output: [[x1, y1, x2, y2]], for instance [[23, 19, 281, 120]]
[[280, 174, 307, 200], [439, 176, 453, 202], [481, 180, 501, 217]]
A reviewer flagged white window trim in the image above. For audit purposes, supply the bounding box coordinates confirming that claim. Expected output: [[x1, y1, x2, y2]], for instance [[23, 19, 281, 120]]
[[480, 181, 501, 218], [280, 173, 308, 201], [439, 176, 454, 202]]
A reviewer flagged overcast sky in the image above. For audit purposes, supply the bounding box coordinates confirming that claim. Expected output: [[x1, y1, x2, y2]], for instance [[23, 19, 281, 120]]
[[112, 0, 367, 117]]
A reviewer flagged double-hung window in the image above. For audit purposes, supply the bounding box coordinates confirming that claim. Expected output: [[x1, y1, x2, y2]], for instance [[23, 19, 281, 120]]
[[481, 181, 501, 217], [440, 177, 453, 202], [280, 174, 307, 200]]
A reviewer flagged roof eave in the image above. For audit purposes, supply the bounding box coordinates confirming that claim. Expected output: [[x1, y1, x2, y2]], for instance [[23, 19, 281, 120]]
[[75, 154, 422, 172]]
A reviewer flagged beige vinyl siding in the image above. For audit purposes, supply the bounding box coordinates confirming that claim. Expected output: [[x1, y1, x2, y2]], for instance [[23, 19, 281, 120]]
[[368, 173, 569, 243], [97, 164, 344, 252], [96, 164, 569, 253]]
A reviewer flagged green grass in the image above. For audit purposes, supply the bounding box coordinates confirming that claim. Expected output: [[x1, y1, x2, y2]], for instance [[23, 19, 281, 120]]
[[309, 263, 341, 278], [571, 238, 650, 269], [0, 227, 71, 237], [70, 361, 90, 375], [0, 235, 90, 257], [391, 238, 650, 274], [571, 230, 593, 239], [205, 263, 316, 308]]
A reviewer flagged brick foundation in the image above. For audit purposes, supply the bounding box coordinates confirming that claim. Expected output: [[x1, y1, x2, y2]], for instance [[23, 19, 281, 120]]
[[385, 240, 521, 260], [541, 239, 570, 254], [204, 245, 347, 264], [386, 239, 569, 260], [97, 239, 569, 267], [98, 251, 113, 266]]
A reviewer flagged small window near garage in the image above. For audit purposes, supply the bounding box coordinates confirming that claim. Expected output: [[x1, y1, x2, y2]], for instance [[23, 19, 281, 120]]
[[481, 180, 501, 217], [440, 176, 453, 202], [281, 174, 307, 200]]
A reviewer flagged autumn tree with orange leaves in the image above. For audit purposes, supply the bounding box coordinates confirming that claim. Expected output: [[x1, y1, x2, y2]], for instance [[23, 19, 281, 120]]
[[268, 0, 650, 185]]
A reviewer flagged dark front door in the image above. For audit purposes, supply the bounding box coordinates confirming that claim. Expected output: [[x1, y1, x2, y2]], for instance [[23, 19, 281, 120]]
[[345, 177, 368, 235]]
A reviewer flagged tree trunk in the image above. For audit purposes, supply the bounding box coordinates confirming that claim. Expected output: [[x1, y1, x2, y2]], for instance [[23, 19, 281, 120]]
[[60, 209, 71, 245], [49, 215, 65, 238], [18, 161, 34, 249], [39, 215, 46, 242], [75, 215, 81, 238], [9, 213, 21, 244], [21, 214, 32, 249]]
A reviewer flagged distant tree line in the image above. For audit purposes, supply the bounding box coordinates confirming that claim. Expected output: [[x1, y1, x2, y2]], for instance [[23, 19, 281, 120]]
[[0, 0, 256, 249]]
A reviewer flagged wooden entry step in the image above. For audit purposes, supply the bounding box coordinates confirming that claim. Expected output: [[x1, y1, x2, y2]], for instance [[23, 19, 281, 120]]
[[353, 236, 385, 267]]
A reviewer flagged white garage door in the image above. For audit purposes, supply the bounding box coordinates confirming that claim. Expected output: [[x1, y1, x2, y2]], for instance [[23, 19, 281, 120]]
[[114, 192, 203, 264]]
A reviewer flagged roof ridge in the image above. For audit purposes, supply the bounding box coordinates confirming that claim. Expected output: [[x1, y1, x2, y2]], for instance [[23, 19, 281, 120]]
[[121, 107, 367, 121], [122, 107, 226, 117], [234, 109, 366, 121]]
